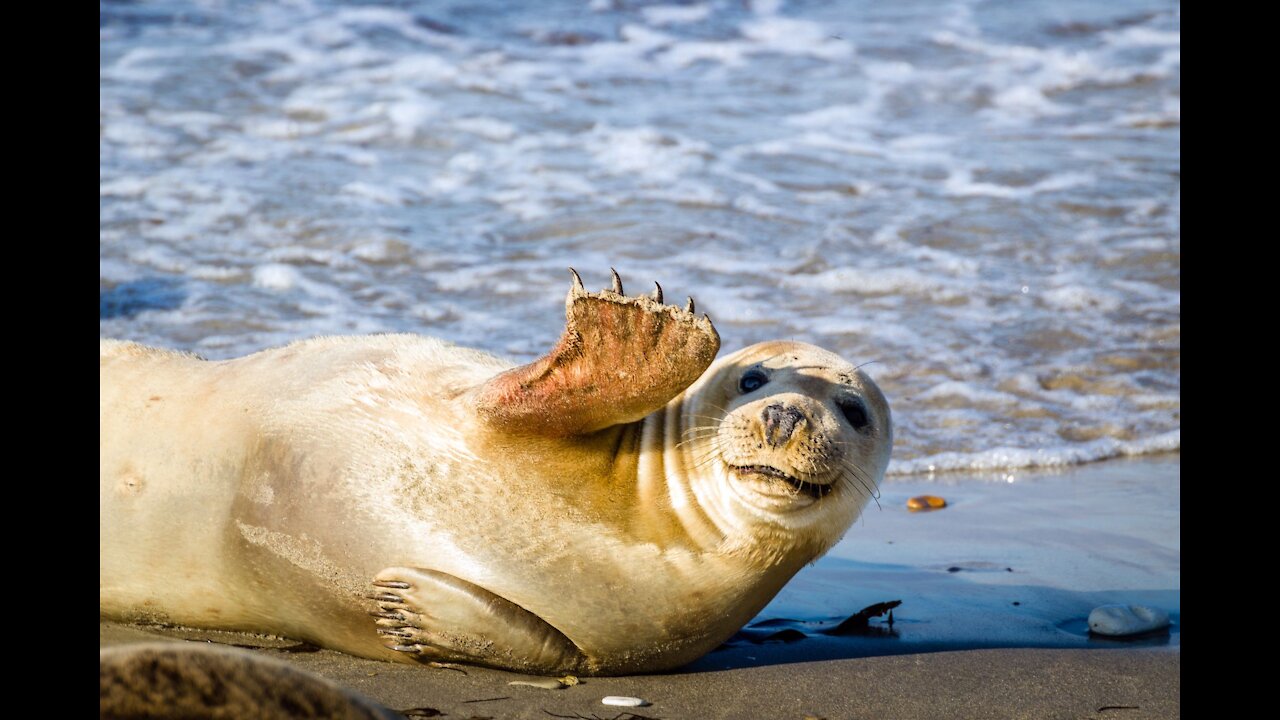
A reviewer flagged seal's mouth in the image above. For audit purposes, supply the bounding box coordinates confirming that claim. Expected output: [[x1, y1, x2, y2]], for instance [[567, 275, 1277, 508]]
[[730, 464, 833, 499]]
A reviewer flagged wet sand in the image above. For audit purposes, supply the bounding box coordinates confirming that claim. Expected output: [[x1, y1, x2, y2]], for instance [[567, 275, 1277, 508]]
[[101, 621, 1178, 719]]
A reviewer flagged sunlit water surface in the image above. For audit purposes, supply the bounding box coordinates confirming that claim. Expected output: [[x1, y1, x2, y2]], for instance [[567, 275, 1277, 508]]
[[101, 0, 1179, 475]]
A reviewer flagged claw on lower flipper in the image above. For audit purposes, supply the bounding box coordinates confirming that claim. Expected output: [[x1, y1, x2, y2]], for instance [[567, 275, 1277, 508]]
[[368, 592, 403, 603], [651, 282, 663, 303], [610, 267, 624, 294], [569, 267, 585, 293], [373, 580, 411, 589], [369, 610, 405, 620], [686, 297, 695, 313], [369, 566, 590, 672]]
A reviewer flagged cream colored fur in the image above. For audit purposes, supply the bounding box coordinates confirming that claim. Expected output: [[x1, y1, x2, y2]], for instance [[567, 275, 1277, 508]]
[[100, 334, 890, 674]]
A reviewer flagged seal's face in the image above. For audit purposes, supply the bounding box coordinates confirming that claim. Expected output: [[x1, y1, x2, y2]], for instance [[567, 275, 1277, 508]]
[[679, 341, 892, 561]]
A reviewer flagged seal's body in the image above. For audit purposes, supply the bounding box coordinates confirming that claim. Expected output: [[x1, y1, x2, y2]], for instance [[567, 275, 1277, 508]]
[[100, 271, 892, 675]]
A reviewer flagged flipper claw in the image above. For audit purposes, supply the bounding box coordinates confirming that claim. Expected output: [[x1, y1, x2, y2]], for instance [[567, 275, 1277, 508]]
[[569, 268, 585, 293], [371, 566, 588, 672], [372, 580, 411, 589], [474, 269, 721, 436]]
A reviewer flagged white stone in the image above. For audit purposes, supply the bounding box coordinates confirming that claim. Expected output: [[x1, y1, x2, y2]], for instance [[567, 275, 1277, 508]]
[[602, 696, 649, 707], [1087, 604, 1170, 636]]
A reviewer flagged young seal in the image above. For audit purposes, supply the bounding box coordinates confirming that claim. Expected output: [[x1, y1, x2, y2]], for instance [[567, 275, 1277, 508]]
[[100, 270, 893, 675]]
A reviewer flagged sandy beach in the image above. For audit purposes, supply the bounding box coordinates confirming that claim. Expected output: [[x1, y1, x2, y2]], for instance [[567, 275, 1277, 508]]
[[101, 621, 1178, 719]]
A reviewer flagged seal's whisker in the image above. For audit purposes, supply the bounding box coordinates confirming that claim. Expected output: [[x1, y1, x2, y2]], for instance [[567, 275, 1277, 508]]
[[675, 435, 718, 450], [683, 414, 731, 425], [836, 470, 875, 508], [691, 440, 728, 467], [679, 426, 719, 437], [838, 458, 875, 493], [698, 401, 734, 415], [688, 440, 726, 460], [683, 439, 725, 464], [688, 455, 723, 472], [837, 458, 881, 507], [854, 465, 881, 501], [676, 434, 716, 446], [677, 431, 718, 443]]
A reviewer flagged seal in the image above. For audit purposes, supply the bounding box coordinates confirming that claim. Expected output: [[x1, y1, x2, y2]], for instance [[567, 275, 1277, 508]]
[[100, 269, 893, 675]]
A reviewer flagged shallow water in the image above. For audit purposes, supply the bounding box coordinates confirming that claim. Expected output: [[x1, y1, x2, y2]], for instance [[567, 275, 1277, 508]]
[[100, 0, 1179, 474], [701, 456, 1180, 667]]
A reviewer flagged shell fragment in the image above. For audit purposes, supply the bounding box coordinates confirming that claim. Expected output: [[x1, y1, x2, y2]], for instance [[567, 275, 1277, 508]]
[[602, 696, 649, 707]]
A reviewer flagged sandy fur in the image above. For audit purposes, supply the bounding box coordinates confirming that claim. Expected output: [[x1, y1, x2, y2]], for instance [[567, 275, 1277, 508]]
[[100, 333, 890, 674]]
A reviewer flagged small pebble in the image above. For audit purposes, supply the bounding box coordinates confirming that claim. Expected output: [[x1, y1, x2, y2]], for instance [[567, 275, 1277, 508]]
[[508, 678, 565, 690], [602, 696, 649, 707], [907, 495, 947, 511], [1087, 604, 1170, 636], [558, 675, 580, 686]]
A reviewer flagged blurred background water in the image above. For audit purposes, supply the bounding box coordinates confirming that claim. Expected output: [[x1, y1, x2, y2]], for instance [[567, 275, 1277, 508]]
[[100, 0, 1180, 476]]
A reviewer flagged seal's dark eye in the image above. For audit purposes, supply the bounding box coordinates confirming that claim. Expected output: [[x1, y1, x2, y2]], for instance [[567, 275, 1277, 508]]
[[739, 369, 769, 394], [838, 398, 869, 430]]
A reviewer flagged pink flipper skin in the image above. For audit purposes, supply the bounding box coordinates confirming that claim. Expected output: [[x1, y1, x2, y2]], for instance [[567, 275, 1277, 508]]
[[472, 269, 720, 437]]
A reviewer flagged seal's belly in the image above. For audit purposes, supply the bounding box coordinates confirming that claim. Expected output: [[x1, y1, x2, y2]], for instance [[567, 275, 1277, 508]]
[[410, 495, 742, 663], [100, 343, 256, 626]]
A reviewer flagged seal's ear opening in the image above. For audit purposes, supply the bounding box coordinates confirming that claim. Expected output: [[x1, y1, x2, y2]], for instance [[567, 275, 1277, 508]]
[[473, 269, 719, 437]]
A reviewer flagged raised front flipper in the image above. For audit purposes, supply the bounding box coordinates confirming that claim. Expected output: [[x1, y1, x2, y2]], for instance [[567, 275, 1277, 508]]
[[369, 567, 587, 675], [473, 269, 720, 437]]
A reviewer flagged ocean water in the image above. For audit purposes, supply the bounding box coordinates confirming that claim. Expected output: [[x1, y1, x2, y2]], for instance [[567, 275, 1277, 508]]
[[100, 0, 1180, 476], [704, 456, 1179, 666]]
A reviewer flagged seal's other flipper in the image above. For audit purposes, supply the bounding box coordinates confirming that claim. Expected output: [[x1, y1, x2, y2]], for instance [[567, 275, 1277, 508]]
[[370, 567, 587, 674], [473, 269, 720, 437]]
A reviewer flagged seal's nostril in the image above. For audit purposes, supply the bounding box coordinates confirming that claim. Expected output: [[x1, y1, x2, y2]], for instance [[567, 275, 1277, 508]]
[[762, 403, 806, 447]]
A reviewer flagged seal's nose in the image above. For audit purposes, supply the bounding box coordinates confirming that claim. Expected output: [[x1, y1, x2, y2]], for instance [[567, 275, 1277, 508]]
[[762, 403, 806, 447]]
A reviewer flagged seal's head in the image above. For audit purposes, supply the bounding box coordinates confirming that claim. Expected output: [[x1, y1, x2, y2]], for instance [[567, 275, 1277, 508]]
[[677, 341, 892, 564]]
